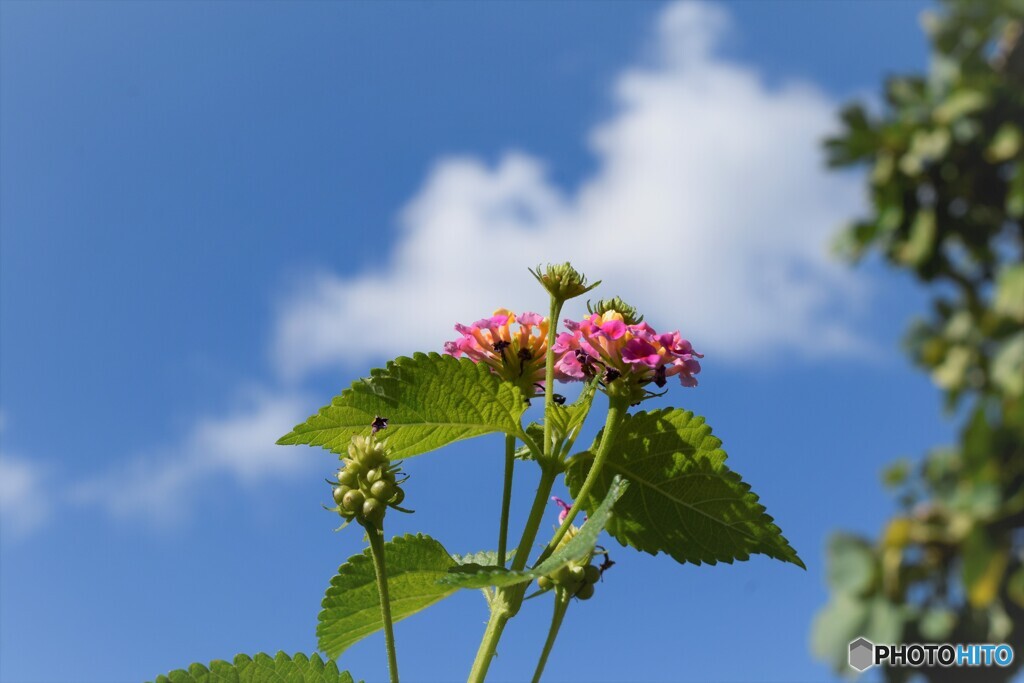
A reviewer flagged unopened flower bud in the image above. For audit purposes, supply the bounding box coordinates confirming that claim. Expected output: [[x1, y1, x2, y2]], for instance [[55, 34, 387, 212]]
[[333, 486, 349, 506], [575, 582, 595, 600], [342, 489, 365, 513], [370, 480, 394, 501], [362, 498, 385, 526]]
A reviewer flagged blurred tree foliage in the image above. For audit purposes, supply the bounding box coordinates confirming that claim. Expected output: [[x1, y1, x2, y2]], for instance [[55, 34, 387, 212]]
[[812, 1, 1024, 680]]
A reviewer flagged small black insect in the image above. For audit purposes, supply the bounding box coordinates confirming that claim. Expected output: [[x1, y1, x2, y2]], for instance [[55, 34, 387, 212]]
[[371, 415, 389, 434]]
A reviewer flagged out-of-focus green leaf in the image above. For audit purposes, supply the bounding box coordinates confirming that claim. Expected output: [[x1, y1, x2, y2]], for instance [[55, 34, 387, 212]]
[[898, 209, 936, 265], [962, 527, 1009, 609], [994, 264, 1024, 323], [987, 122, 1022, 161], [825, 534, 876, 595]]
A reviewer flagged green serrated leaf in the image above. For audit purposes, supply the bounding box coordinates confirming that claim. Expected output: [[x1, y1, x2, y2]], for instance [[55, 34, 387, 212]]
[[278, 353, 527, 460], [518, 384, 598, 461], [148, 652, 355, 683], [318, 534, 458, 658], [566, 409, 803, 568], [441, 477, 627, 588], [515, 423, 544, 461], [450, 548, 517, 567], [549, 382, 597, 453]]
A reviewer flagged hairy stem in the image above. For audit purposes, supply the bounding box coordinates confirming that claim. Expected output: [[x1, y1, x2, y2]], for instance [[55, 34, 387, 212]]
[[366, 524, 399, 683], [531, 590, 571, 683], [497, 435, 516, 567], [536, 394, 628, 564], [512, 465, 559, 571], [468, 605, 510, 683], [542, 298, 564, 463], [468, 465, 559, 682]]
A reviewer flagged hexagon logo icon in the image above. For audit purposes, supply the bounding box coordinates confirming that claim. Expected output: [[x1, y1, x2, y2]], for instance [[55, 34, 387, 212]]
[[849, 637, 874, 672]]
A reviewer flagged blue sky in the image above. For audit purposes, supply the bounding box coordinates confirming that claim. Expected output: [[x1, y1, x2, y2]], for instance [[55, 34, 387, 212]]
[[0, 1, 949, 681]]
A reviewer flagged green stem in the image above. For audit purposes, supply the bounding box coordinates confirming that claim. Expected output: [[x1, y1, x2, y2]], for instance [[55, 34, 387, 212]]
[[497, 435, 515, 567], [469, 295, 565, 683], [468, 465, 559, 683], [531, 590, 571, 683], [536, 394, 628, 564], [366, 524, 399, 683], [512, 465, 559, 571], [542, 298, 564, 463], [468, 606, 510, 683]]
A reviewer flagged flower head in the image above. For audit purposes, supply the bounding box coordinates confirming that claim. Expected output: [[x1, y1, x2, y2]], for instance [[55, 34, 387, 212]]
[[554, 308, 703, 399], [444, 309, 552, 395]]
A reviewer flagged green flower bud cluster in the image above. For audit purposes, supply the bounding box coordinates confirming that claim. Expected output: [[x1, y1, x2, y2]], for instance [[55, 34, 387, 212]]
[[587, 296, 644, 325], [536, 560, 602, 600], [330, 435, 407, 528], [534, 526, 604, 600], [529, 262, 600, 302]]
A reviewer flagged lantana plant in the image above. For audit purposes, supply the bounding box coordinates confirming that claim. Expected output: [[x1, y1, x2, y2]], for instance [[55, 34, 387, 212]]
[[148, 263, 803, 683]]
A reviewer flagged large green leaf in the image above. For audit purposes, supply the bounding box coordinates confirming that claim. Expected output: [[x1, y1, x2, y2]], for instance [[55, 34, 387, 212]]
[[565, 409, 803, 568], [318, 534, 458, 658], [278, 353, 527, 460], [148, 652, 355, 683], [442, 477, 627, 589]]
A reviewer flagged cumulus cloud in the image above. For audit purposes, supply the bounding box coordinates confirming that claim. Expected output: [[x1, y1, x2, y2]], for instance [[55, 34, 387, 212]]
[[0, 412, 50, 540], [73, 390, 311, 522], [273, 1, 866, 380]]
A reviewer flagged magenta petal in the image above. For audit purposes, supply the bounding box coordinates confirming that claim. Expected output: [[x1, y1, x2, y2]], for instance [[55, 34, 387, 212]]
[[552, 331, 578, 354], [630, 322, 656, 339], [555, 353, 585, 381], [622, 339, 660, 366], [551, 496, 572, 523], [517, 311, 544, 327], [600, 319, 627, 339]]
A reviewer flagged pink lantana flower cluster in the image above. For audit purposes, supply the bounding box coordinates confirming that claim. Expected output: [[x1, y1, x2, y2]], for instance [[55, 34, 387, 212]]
[[443, 309, 550, 394], [553, 310, 703, 389]]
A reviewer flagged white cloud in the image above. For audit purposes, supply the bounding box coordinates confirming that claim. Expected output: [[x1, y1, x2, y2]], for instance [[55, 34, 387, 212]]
[[0, 454, 50, 541], [273, 1, 866, 381], [73, 390, 311, 522]]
